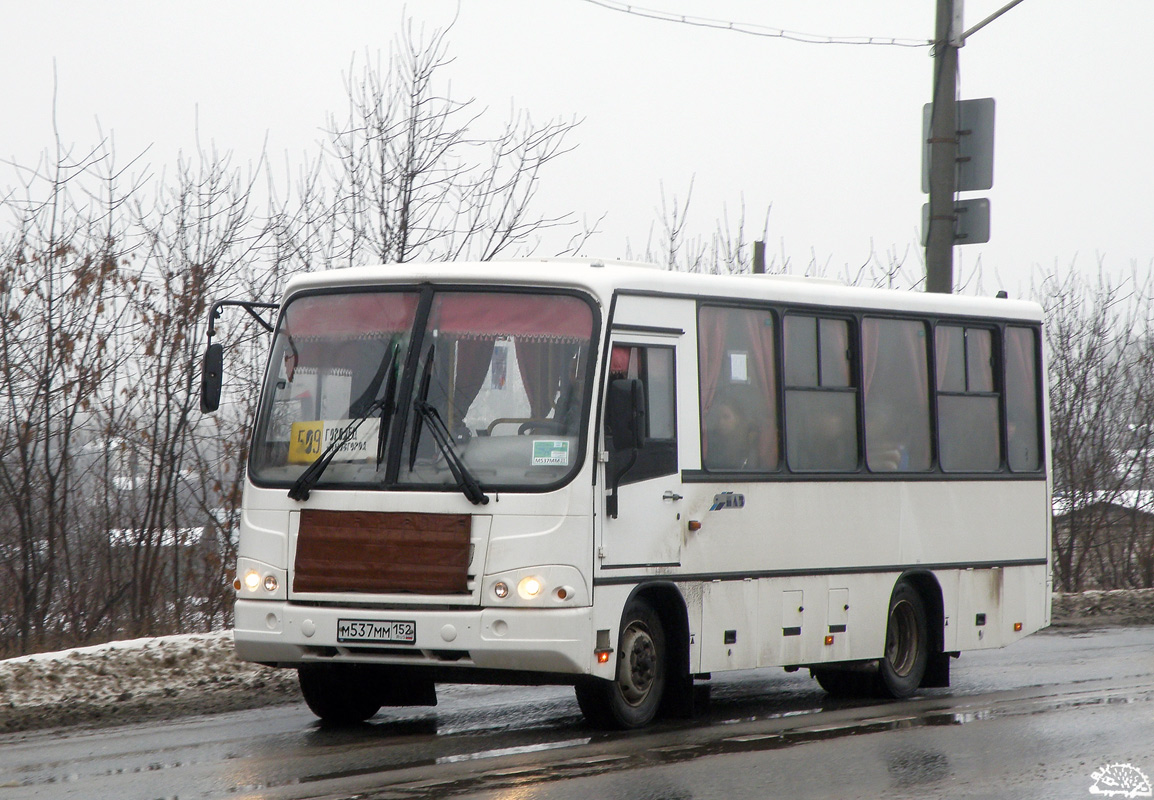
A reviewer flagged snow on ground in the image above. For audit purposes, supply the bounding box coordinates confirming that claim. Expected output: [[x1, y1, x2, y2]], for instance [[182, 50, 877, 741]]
[[0, 631, 299, 734], [1, 591, 1151, 735]]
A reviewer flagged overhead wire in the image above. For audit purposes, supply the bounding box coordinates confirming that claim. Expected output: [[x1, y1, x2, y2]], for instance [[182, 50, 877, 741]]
[[577, 0, 932, 48]]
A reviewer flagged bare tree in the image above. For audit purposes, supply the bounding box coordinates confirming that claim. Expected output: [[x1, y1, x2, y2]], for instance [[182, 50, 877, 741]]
[[0, 136, 135, 653], [634, 180, 772, 274], [0, 19, 601, 656], [1042, 262, 1154, 591], [111, 148, 266, 636], [314, 22, 586, 268]]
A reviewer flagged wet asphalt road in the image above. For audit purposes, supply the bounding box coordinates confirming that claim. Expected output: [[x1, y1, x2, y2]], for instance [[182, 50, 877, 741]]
[[1, 626, 1152, 800]]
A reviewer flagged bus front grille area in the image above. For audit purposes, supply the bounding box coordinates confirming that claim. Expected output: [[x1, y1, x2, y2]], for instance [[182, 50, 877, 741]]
[[293, 510, 472, 595]]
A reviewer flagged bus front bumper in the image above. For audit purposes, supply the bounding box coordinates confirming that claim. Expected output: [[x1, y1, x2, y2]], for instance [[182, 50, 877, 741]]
[[233, 599, 596, 677]]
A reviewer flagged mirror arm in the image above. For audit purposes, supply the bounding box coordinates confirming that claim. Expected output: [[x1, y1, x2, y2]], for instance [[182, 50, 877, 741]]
[[606, 447, 638, 519], [200, 299, 278, 413]]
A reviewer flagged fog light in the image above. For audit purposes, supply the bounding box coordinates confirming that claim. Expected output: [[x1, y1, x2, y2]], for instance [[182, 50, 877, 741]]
[[518, 576, 543, 598], [243, 570, 261, 592], [494, 581, 509, 599], [264, 574, 279, 593]]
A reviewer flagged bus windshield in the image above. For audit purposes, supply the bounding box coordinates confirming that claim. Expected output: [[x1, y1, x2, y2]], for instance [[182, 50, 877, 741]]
[[250, 288, 597, 493]]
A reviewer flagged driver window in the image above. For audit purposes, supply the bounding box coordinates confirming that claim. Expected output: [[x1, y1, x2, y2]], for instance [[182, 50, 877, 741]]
[[607, 344, 678, 484]]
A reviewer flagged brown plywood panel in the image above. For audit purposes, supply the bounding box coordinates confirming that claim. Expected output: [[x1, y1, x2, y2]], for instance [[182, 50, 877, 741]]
[[294, 510, 471, 594]]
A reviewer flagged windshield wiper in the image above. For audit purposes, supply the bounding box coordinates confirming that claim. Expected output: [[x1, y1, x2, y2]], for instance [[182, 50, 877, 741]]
[[289, 342, 399, 502], [405, 343, 487, 505], [408, 343, 436, 472], [413, 400, 490, 506]]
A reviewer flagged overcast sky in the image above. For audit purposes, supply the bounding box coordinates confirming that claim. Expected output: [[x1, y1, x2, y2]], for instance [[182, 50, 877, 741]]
[[2, 1, 1151, 297]]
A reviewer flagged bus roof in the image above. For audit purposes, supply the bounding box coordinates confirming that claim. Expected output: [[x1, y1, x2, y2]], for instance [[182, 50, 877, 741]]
[[279, 258, 1043, 323]]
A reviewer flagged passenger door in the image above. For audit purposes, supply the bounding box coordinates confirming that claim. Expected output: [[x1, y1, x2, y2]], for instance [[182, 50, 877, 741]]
[[600, 337, 684, 567]]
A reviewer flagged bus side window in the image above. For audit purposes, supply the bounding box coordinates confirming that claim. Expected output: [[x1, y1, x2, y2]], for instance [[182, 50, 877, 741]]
[[698, 305, 779, 471], [936, 325, 1001, 472], [607, 344, 677, 484], [1005, 326, 1041, 472], [863, 318, 932, 472], [784, 315, 859, 472]]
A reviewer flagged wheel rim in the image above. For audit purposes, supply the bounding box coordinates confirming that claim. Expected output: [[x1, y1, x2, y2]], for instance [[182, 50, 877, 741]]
[[618, 621, 657, 706], [885, 598, 920, 678]]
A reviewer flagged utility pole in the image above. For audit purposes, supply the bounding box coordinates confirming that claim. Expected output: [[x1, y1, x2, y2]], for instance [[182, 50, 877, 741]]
[[925, 0, 962, 293]]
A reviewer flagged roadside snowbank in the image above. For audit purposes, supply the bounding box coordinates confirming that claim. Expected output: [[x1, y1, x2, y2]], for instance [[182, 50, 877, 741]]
[[0, 631, 298, 734], [2, 590, 1151, 735], [1050, 587, 1154, 628]]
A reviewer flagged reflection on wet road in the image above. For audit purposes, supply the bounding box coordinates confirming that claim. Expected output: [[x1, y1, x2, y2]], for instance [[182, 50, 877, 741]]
[[1, 627, 1152, 799]]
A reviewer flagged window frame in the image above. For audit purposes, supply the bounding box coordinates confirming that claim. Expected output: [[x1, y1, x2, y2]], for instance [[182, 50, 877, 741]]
[[681, 299, 1045, 483], [606, 342, 679, 486], [697, 303, 781, 474], [782, 312, 861, 473], [933, 322, 1003, 474]]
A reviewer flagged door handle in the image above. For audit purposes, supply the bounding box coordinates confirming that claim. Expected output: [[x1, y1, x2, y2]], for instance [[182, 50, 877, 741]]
[[662, 491, 683, 501]]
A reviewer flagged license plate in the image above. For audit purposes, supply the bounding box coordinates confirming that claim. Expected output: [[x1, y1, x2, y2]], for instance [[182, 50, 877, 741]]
[[336, 619, 416, 644]]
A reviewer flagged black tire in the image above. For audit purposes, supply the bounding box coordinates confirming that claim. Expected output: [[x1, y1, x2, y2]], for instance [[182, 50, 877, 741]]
[[811, 666, 875, 698], [875, 581, 929, 699], [298, 664, 383, 725], [575, 597, 667, 729]]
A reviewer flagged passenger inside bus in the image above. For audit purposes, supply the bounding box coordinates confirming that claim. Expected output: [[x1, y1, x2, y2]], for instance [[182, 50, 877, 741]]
[[704, 391, 761, 470]]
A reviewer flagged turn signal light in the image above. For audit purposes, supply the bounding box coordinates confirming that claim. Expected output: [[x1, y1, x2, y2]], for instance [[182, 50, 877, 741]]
[[1013, 622, 1023, 632], [824, 635, 835, 646]]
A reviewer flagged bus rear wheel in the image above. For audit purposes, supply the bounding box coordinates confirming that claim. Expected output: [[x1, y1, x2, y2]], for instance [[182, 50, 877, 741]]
[[298, 664, 383, 725], [575, 597, 667, 729], [875, 581, 929, 699]]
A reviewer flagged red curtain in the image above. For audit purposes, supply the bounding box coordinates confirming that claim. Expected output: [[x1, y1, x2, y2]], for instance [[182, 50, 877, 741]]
[[698, 305, 779, 468], [434, 293, 591, 341], [515, 342, 578, 419], [285, 292, 419, 337], [741, 310, 778, 467], [450, 339, 496, 429], [285, 291, 592, 341], [697, 307, 729, 416]]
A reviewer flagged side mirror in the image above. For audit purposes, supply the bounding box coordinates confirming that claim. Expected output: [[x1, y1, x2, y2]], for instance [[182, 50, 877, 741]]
[[605, 378, 645, 520], [200, 342, 224, 413], [607, 378, 646, 450]]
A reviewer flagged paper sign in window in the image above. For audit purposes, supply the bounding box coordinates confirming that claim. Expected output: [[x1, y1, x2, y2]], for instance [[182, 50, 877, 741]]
[[729, 351, 749, 383], [531, 439, 570, 466]]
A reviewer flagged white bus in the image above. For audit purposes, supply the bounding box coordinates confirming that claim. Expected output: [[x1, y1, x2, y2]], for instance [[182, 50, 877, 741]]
[[202, 259, 1051, 729]]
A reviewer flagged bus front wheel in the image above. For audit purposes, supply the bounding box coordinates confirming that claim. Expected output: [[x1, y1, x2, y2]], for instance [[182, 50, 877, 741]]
[[875, 581, 929, 698], [575, 597, 667, 729], [298, 664, 383, 725]]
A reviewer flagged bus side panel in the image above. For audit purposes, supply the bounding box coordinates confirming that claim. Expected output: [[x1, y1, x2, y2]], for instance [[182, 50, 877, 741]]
[[698, 579, 759, 673]]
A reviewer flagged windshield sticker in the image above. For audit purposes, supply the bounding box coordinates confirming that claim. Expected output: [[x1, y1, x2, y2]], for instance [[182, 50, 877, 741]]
[[531, 439, 570, 466], [289, 419, 380, 464]]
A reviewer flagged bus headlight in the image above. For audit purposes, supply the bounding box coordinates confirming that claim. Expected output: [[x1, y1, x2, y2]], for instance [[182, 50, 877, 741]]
[[235, 558, 287, 600], [484, 567, 589, 607], [517, 576, 543, 599]]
